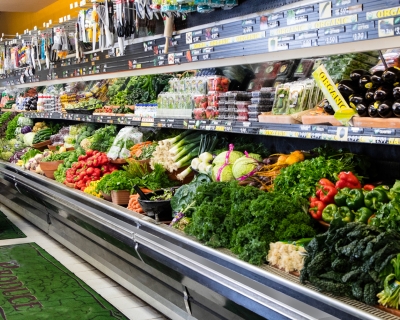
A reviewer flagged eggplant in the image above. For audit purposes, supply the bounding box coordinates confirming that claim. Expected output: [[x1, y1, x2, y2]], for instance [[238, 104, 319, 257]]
[[356, 103, 369, 117], [374, 86, 392, 101], [368, 102, 380, 118], [323, 101, 335, 115], [337, 80, 356, 98], [371, 71, 385, 86], [359, 75, 373, 90], [392, 100, 400, 117], [350, 69, 369, 84], [393, 87, 400, 100], [349, 94, 364, 107], [365, 89, 375, 102], [383, 67, 400, 85], [378, 100, 394, 118]]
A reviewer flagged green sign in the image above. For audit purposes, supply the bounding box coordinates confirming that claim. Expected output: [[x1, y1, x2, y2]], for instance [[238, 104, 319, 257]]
[[0, 243, 128, 319]]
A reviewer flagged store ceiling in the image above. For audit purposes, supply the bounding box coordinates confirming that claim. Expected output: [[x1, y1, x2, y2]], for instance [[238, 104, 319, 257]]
[[0, 0, 56, 12]]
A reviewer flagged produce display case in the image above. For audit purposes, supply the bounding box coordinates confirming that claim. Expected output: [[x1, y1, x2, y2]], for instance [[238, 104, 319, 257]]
[[0, 161, 398, 320], [4, 0, 400, 319]]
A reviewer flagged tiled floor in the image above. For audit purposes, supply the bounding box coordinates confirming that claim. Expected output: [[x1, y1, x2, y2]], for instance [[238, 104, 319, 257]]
[[0, 207, 167, 320]]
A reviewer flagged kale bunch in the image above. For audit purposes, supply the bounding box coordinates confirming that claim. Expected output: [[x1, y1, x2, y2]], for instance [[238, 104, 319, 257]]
[[301, 222, 400, 305], [185, 182, 316, 265]]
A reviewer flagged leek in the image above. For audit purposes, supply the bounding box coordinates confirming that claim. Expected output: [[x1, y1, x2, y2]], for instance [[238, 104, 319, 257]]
[[162, 130, 193, 145], [172, 142, 199, 162], [170, 134, 201, 155], [172, 147, 200, 171]]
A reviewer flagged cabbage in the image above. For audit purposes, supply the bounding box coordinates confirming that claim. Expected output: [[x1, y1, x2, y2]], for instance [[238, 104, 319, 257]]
[[212, 164, 234, 182], [232, 157, 258, 179], [23, 132, 36, 147], [244, 153, 262, 162], [212, 151, 243, 166], [17, 117, 33, 127]]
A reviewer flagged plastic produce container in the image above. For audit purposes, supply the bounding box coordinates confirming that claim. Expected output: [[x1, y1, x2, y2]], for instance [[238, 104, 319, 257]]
[[248, 104, 272, 112], [208, 91, 223, 107], [193, 108, 206, 119], [251, 88, 276, 98], [225, 91, 249, 101], [250, 97, 275, 105], [205, 107, 218, 119], [236, 114, 249, 121], [207, 76, 230, 92], [226, 104, 236, 112], [193, 94, 208, 109]]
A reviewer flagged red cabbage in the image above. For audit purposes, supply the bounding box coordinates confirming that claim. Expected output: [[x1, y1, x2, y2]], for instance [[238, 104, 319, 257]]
[[21, 126, 32, 134]]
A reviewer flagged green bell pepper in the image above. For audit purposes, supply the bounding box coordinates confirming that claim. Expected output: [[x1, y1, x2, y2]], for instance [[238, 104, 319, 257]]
[[322, 204, 338, 223], [375, 185, 396, 200], [346, 189, 364, 210], [364, 189, 389, 210], [334, 187, 350, 207], [354, 207, 373, 224], [334, 206, 354, 223]]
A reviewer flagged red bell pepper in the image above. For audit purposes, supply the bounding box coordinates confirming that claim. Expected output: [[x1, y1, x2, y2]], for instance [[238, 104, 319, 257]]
[[309, 196, 326, 220], [316, 185, 338, 204], [335, 171, 362, 189], [363, 184, 375, 191], [318, 178, 335, 188]]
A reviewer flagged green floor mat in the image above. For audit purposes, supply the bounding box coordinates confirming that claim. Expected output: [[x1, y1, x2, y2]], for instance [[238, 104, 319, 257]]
[[0, 211, 26, 240], [0, 243, 128, 319]]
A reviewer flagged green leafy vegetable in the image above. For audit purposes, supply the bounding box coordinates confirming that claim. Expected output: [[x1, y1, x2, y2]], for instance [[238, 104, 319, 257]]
[[274, 156, 357, 198], [185, 182, 316, 265]]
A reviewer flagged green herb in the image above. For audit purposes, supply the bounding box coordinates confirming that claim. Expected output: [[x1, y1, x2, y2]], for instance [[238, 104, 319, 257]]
[[135, 143, 157, 160], [89, 125, 117, 152], [150, 189, 174, 201], [95, 170, 135, 195], [5, 114, 22, 140], [42, 151, 73, 162], [54, 164, 67, 183], [274, 156, 357, 199]]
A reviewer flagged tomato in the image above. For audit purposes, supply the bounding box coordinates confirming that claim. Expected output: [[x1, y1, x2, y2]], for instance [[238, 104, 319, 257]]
[[86, 149, 94, 157], [86, 167, 94, 175], [79, 171, 86, 178], [66, 177, 73, 183], [93, 151, 99, 155]]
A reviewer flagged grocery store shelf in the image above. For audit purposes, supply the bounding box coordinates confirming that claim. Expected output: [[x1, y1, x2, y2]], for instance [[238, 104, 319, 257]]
[[0, 161, 398, 320], [23, 111, 400, 146]]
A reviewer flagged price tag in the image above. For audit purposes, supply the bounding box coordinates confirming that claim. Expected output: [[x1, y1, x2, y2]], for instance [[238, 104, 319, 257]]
[[141, 122, 154, 127], [325, 36, 339, 45], [374, 136, 388, 144], [378, 18, 394, 37], [353, 32, 367, 41], [389, 138, 400, 145], [243, 26, 253, 34], [215, 126, 225, 131], [347, 135, 359, 143]]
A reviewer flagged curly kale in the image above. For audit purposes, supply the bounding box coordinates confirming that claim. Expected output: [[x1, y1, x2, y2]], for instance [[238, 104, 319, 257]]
[[185, 182, 316, 265]]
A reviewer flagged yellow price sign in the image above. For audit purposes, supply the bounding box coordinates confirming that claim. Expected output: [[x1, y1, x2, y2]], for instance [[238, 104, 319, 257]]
[[215, 126, 225, 132]]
